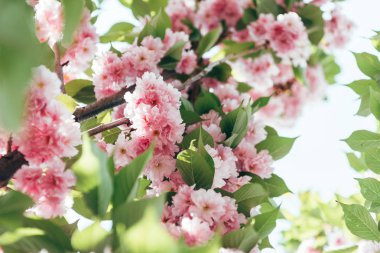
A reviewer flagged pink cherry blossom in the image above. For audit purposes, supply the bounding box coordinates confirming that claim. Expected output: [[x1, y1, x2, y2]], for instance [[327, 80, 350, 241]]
[[234, 140, 274, 178], [268, 12, 311, 66], [34, 0, 63, 46], [181, 217, 213, 246], [234, 54, 279, 90], [248, 14, 275, 45], [176, 50, 197, 74], [324, 8, 354, 50], [166, 0, 195, 33], [306, 65, 327, 100], [205, 144, 238, 189], [189, 189, 225, 224]]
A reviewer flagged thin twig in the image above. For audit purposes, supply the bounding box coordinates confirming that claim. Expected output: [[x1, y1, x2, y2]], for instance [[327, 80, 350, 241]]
[[6, 135, 12, 154], [87, 118, 131, 136], [53, 43, 65, 93], [179, 47, 263, 90]]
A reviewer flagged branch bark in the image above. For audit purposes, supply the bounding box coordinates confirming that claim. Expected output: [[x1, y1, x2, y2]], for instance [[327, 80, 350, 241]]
[[88, 118, 131, 136], [0, 151, 28, 188], [53, 43, 65, 93], [73, 85, 136, 122]]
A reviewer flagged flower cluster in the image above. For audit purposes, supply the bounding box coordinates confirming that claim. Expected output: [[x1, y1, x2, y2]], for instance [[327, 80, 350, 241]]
[[30, 0, 98, 81], [324, 7, 354, 50], [163, 185, 245, 246], [12, 66, 81, 218]]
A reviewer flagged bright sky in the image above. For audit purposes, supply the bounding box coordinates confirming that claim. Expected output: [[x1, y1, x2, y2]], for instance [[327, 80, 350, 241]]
[[92, 0, 380, 252]]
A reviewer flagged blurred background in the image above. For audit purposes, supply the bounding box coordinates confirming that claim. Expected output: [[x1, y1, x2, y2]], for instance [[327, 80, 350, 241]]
[[92, 0, 380, 251]]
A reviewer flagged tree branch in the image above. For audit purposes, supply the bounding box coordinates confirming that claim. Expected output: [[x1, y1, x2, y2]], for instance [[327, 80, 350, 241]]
[[87, 118, 131, 136], [73, 85, 136, 122], [53, 43, 65, 93], [180, 47, 263, 90], [0, 151, 28, 188]]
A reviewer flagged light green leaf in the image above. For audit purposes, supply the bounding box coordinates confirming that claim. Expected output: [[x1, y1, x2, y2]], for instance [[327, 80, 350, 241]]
[[62, 0, 85, 46], [197, 26, 223, 56], [113, 143, 154, 208], [357, 178, 380, 202], [0, 1, 54, 130], [0, 191, 33, 230], [71, 221, 109, 251], [221, 105, 252, 149], [344, 130, 380, 152], [354, 52, 380, 80], [256, 136, 296, 160], [65, 79, 95, 104], [254, 207, 280, 239], [194, 91, 223, 115], [158, 40, 186, 70], [233, 183, 268, 216], [340, 203, 380, 241], [72, 135, 113, 218], [256, 0, 280, 16], [222, 226, 259, 252], [364, 148, 380, 174], [346, 153, 368, 172], [252, 96, 271, 113], [181, 127, 214, 149], [100, 22, 136, 43], [324, 246, 358, 253], [263, 174, 291, 197]]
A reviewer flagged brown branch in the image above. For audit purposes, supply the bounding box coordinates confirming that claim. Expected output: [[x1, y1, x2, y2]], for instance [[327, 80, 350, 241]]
[[0, 151, 28, 188], [7, 135, 12, 154], [73, 85, 136, 122], [180, 47, 263, 91], [53, 43, 65, 93], [88, 118, 131, 136]]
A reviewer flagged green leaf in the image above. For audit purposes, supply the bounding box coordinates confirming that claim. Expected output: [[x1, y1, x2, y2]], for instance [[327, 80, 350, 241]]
[[113, 143, 154, 208], [23, 217, 72, 251], [221, 105, 252, 149], [194, 91, 223, 115], [346, 153, 368, 172], [299, 4, 324, 45], [321, 55, 341, 84], [364, 148, 380, 173], [0, 228, 63, 253], [223, 40, 256, 55], [324, 245, 358, 253], [206, 63, 232, 82], [180, 98, 202, 125], [254, 207, 280, 239], [0, 1, 54, 130], [113, 196, 165, 229], [237, 82, 253, 93], [138, 9, 171, 42], [197, 26, 223, 56], [344, 130, 380, 152], [340, 203, 380, 241], [62, 0, 85, 46], [0, 191, 33, 230], [181, 127, 214, 149], [233, 183, 268, 216], [100, 22, 136, 43], [65, 79, 96, 104], [293, 66, 308, 86], [370, 86, 380, 120], [263, 174, 291, 197], [158, 40, 186, 70], [354, 52, 380, 79], [176, 139, 215, 190], [357, 178, 380, 202], [71, 221, 109, 251], [256, 135, 296, 160], [347, 79, 376, 116], [222, 226, 259, 252], [252, 96, 271, 113], [72, 135, 113, 218], [118, 205, 177, 253], [256, 0, 280, 16]]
